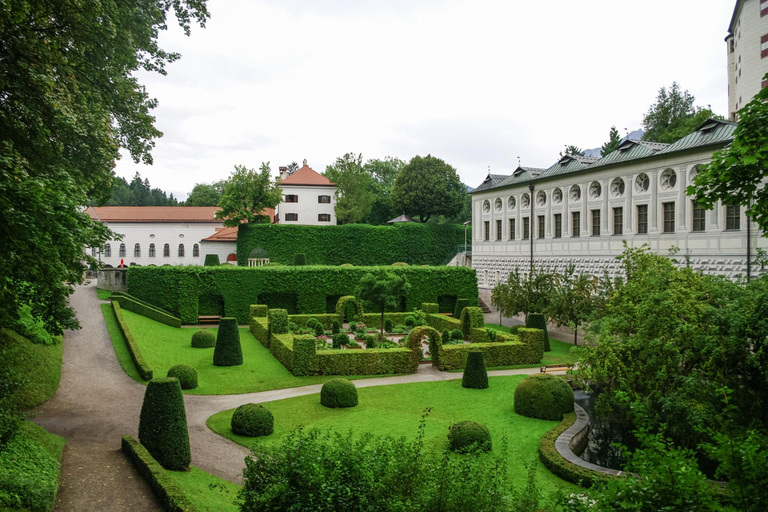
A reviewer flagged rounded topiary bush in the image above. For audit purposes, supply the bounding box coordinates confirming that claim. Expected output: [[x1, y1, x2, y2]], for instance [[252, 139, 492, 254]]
[[332, 332, 348, 349], [191, 329, 216, 348], [293, 253, 307, 266], [462, 351, 488, 389], [448, 421, 491, 453], [320, 379, 358, 408], [331, 320, 341, 334], [213, 317, 243, 366], [514, 374, 574, 421], [384, 318, 394, 333], [138, 378, 191, 470], [166, 364, 198, 390], [525, 313, 551, 351], [231, 403, 274, 437]]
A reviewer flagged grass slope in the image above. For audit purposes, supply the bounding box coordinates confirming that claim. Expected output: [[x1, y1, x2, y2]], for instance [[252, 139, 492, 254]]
[[207, 376, 579, 495], [0, 328, 62, 409], [101, 303, 145, 383], [97, 289, 113, 301], [116, 309, 374, 394], [164, 467, 241, 512]]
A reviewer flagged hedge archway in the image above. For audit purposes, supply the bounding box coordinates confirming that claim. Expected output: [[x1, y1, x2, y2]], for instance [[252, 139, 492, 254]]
[[335, 296, 364, 322], [406, 326, 441, 369], [460, 306, 485, 338]]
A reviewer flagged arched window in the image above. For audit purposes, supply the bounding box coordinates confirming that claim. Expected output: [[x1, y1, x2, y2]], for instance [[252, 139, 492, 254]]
[[134, 243, 141, 257], [105, 244, 111, 257], [149, 243, 156, 257], [178, 244, 185, 257], [193, 244, 199, 257], [119, 243, 126, 257], [163, 244, 170, 257]]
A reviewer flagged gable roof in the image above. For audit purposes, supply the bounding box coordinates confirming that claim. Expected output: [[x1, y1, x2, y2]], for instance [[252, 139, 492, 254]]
[[86, 206, 222, 223], [201, 227, 238, 242], [280, 164, 335, 187]]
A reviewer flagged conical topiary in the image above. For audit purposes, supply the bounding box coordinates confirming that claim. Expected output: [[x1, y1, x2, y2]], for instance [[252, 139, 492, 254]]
[[213, 317, 243, 366], [462, 350, 489, 389], [525, 313, 551, 351], [293, 253, 306, 266], [203, 254, 220, 266], [138, 377, 191, 470]]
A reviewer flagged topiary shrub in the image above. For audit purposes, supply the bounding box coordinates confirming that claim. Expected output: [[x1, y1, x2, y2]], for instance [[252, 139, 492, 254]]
[[305, 318, 324, 337], [268, 309, 289, 334], [191, 330, 216, 348], [454, 298, 470, 319], [391, 262, 409, 266], [448, 421, 491, 453], [166, 364, 198, 390], [204, 254, 220, 266], [514, 374, 574, 421], [460, 307, 485, 339], [364, 333, 377, 349], [404, 315, 416, 329], [293, 253, 307, 266], [485, 328, 497, 342], [462, 351, 488, 389], [331, 320, 341, 334], [332, 332, 348, 349], [421, 302, 439, 314], [335, 296, 363, 322], [213, 317, 243, 366], [320, 379, 358, 408], [231, 403, 274, 437], [451, 328, 464, 341], [384, 318, 394, 333], [138, 378, 191, 470], [525, 313, 550, 351], [249, 304, 268, 318]]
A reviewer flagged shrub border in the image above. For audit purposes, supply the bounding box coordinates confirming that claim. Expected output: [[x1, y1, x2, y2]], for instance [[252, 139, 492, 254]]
[[112, 301, 153, 381], [111, 292, 181, 328], [121, 435, 199, 512]]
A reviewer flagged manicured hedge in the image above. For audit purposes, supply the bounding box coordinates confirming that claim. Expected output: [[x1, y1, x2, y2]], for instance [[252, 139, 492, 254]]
[[138, 378, 191, 471], [126, 265, 478, 325], [112, 302, 153, 381], [213, 318, 243, 367], [426, 313, 462, 334], [320, 379, 358, 408], [448, 421, 492, 453], [460, 307, 485, 339], [236, 223, 465, 266], [289, 314, 339, 329], [111, 292, 181, 328], [190, 330, 215, 348], [292, 335, 317, 376], [538, 413, 614, 488], [231, 404, 274, 437], [462, 351, 488, 389], [204, 254, 220, 266], [526, 313, 551, 351], [514, 374, 574, 421], [422, 303, 439, 314], [429, 327, 544, 371], [336, 296, 363, 322], [121, 435, 200, 512], [250, 305, 268, 318], [315, 348, 415, 375], [268, 309, 289, 334], [453, 298, 470, 319], [166, 364, 198, 390]]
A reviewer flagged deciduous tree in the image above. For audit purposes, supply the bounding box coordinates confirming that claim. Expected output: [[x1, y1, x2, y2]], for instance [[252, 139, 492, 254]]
[[390, 155, 464, 223], [185, 181, 225, 206], [216, 164, 282, 227], [324, 153, 374, 224], [355, 272, 410, 341]]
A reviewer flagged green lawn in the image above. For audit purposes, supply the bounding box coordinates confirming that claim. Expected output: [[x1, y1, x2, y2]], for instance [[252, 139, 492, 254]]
[[101, 304, 145, 383], [207, 376, 580, 497], [111, 307, 381, 394], [97, 288, 112, 300], [165, 467, 241, 512], [0, 328, 62, 408]]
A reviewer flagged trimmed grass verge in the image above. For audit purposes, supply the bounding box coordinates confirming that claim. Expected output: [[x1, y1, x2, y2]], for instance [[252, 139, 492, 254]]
[[164, 467, 240, 512], [101, 303, 146, 383], [113, 302, 153, 380], [97, 288, 113, 301], [207, 376, 580, 496]]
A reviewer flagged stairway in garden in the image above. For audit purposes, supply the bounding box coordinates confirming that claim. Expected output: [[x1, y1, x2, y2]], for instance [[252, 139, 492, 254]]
[[477, 297, 493, 313]]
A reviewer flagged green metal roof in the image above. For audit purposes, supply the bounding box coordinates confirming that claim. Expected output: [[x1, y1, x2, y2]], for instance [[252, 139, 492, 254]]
[[657, 119, 736, 155]]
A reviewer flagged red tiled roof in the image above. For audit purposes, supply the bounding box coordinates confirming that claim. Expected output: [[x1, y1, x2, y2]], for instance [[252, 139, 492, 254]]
[[201, 226, 238, 242], [280, 164, 335, 186], [86, 206, 222, 223]]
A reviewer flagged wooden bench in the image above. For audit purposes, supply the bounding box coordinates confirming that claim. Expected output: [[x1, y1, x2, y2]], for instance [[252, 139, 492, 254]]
[[198, 315, 221, 325], [540, 363, 572, 373]]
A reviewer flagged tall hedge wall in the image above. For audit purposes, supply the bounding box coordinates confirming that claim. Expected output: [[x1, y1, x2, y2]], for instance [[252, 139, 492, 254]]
[[126, 266, 478, 325], [236, 223, 465, 266]]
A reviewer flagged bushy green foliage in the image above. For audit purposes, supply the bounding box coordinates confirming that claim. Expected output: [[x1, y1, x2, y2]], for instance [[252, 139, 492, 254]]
[[204, 254, 220, 266], [332, 332, 348, 350], [213, 318, 243, 367], [448, 420, 492, 453], [231, 404, 274, 437], [453, 298, 470, 319], [514, 374, 573, 421], [267, 309, 289, 334], [13, 304, 56, 345], [304, 318, 324, 337], [138, 378, 191, 470], [460, 306, 485, 339], [121, 435, 197, 512], [237, 223, 464, 266], [113, 302, 153, 380], [336, 295, 363, 322], [249, 304, 268, 318], [404, 315, 416, 328], [293, 253, 306, 266], [292, 335, 317, 376], [391, 261, 409, 266], [525, 313, 550, 351], [166, 364, 198, 390], [384, 318, 393, 333], [320, 379, 358, 408], [430, 327, 543, 371], [331, 319, 341, 334], [462, 351, 488, 389], [485, 328, 497, 342], [190, 329, 216, 348], [421, 303, 438, 314]]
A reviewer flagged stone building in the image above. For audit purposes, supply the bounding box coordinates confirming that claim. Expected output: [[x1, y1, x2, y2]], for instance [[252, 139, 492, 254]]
[[276, 160, 337, 225], [726, 0, 768, 120]]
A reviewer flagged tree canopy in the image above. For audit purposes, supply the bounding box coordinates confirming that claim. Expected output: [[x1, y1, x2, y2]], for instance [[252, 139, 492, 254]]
[[185, 180, 225, 206], [390, 155, 464, 223], [642, 82, 719, 143], [216, 164, 282, 227], [0, 0, 209, 333], [689, 74, 768, 234], [355, 271, 410, 340], [363, 156, 405, 225], [323, 153, 375, 224], [601, 126, 622, 156]]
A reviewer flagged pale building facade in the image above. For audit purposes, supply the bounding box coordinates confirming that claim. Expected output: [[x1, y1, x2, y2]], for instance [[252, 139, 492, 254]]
[[276, 160, 337, 225], [726, 0, 768, 119]]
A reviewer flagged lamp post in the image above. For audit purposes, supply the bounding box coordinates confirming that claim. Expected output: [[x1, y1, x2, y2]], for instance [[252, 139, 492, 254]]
[[463, 220, 470, 267], [528, 181, 534, 277]]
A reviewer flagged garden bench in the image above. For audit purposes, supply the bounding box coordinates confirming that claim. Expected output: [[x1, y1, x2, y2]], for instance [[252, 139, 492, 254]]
[[539, 363, 572, 373], [198, 315, 221, 325]]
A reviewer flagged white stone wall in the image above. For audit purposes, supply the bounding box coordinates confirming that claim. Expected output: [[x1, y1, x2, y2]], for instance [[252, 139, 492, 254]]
[[471, 149, 768, 287], [278, 184, 337, 225], [198, 241, 238, 265], [87, 221, 223, 266], [728, 0, 768, 118]]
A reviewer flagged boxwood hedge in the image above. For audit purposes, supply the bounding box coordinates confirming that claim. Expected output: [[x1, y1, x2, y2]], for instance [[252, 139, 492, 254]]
[[126, 265, 478, 325], [111, 292, 181, 328], [428, 325, 544, 371], [236, 223, 464, 266]]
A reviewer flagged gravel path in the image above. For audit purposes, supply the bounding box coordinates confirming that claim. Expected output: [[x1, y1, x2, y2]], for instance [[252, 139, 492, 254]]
[[31, 282, 563, 508]]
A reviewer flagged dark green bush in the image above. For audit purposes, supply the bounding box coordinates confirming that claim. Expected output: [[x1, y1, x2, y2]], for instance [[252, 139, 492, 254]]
[[448, 421, 491, 453], [204, 254, 220, 266], [166, 364, 198, 390], [305, 317, 320, 329], [332, 332, 348, 349], [331, 320, 340, 334], [293, 253, 307, 266], [191, 329, 216, 348], [421, 302, 439, 314], [460, 307, 485, 339], [268, 309, 289, 334], [454, 298, 470, 319], [404, 315, 416, 328], [451, 328, 464, 341], [231, 404, 274, 437], [364, 334, 377, 349], [336, 296, 363, 322], [320, 379, 358, 408], [525, 313, 550, 351], [384, 318, 394, 332], [485, 328, 497, 342], [138, 378, 190, 470], [514, 374, 573, 421], [213, 317, 243, 366], [462, 351, 488, 389]]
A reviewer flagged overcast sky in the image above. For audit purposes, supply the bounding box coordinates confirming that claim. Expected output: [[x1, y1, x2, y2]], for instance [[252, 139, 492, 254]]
[[115, 0, 736, 199]]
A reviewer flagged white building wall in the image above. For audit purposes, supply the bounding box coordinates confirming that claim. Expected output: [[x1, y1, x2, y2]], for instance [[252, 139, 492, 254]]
[[198, 241, 238, 265], [727, 0, 768, 118], [278, 184, 337, 225], [87, 221, 223, 266]]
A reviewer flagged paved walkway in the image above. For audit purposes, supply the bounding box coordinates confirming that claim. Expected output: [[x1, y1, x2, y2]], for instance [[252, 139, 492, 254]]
[[32, 282, 565, 508]]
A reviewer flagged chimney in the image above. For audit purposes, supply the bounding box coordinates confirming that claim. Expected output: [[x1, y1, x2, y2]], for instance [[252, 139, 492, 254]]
[[279, 166, 288, 180], [303, 159, 307, 167]]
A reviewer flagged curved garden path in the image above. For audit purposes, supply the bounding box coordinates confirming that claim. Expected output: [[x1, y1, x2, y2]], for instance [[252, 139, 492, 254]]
[[32, 282, 563, 509]]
